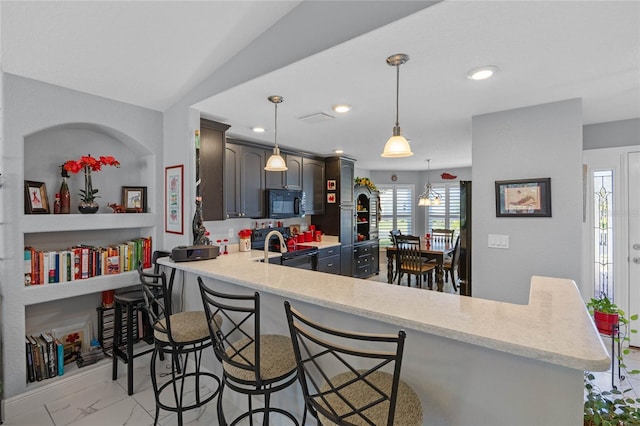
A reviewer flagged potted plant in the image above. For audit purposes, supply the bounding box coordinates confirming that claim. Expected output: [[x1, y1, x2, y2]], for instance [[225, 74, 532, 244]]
[[587, 294, 624, 336], [584, 296, 639, 425]]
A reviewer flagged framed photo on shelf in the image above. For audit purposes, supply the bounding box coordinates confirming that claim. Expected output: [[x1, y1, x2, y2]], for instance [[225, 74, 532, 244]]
[[495, 177, 551, 217], [24, 180, 50, 214], [165, 164, 184, 234], [122, 186, 147, 213]]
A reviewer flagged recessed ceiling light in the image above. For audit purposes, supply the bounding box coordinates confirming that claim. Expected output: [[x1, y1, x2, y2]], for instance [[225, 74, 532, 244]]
[[334, 149, 344, 154], [467, 65, 499, 80], [332, 104, 352, 113], [252, 127, 265, 133]]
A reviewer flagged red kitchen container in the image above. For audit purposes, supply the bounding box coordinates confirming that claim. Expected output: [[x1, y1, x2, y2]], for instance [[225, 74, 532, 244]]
[[315, 231, 322, 242], [305, 231, 312, 242], [297, 234, 305, 243]]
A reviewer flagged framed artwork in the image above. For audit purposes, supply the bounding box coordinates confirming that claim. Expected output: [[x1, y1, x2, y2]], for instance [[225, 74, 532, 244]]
[[327, 193, 336, 204], [24, 180, 50, 214], [495, 178, 551, 217], [165, 165, 184, 234], [327, 180, 336, 191], [122, 186, 147, 213]]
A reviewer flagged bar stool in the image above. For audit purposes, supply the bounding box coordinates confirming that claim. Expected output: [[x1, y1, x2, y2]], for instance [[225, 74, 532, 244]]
[[139, 266, 221, 426], [284, 301, 423, 425], [112, 251, 172, 395], [198, 277, 304, 426]]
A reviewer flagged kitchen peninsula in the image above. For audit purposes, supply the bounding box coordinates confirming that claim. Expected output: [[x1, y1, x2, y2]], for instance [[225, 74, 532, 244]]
[[158, 249, 609, 425]]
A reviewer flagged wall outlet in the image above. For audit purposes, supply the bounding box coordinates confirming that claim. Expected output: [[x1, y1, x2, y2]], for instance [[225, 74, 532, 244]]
[[228, 228, 235, 238], [488, 234, 509, 249]]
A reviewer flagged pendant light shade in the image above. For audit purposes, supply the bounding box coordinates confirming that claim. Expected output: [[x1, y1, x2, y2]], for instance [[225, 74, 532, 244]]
[[264, 95, 288, 172], [418, 159, 441, 206], [381, 53, 414, 158]]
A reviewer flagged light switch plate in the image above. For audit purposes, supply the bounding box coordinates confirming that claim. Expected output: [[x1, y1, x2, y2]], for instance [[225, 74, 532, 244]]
[[488, 234, 509, 249]]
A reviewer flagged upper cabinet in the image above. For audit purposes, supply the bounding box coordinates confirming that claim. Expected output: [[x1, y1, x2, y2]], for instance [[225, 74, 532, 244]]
[[265, 152, 302, 190], [200, 119, 230, 221], [225, 142, 265, 218], [302, 157, 325, 215]]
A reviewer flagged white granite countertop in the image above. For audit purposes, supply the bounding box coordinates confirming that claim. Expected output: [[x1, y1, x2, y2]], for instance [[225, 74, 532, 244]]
[[159, 249, 610, 372]]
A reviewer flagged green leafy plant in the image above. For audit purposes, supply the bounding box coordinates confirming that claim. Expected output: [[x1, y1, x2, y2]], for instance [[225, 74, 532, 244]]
[[584, 294, 640, 425], [584, 372, 640, 426]]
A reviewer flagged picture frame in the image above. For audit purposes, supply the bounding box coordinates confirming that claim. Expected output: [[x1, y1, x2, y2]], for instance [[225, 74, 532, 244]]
[[121, 186, 147, 213], [165, 164, 184, 234], [327, 193, 336, 204], [495, 178, 551, 217], [327, 180, 336, 191], [24, 180, 50, 214]]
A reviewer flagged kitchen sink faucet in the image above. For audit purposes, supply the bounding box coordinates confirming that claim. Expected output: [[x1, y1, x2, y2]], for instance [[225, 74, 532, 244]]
[[264, 230, 288, 263]]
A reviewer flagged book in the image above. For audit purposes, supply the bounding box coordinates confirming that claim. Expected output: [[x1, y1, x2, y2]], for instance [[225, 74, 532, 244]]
[[41, 332, 57, 378], [24, 248, 32, 286], [29, 335, 43, 381], [25, 336, 35, 382], [53, 336, 64, 376], [37, 335, 50, 379], [81, 246, 89, 279]]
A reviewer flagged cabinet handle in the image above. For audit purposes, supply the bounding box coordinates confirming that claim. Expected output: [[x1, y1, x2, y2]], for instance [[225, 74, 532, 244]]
[[327, 263, 333, 267]]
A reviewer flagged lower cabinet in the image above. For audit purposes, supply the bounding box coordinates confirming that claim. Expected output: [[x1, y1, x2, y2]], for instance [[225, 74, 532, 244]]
[[353, 240, 379, 278], [317, 246, 341, 275]]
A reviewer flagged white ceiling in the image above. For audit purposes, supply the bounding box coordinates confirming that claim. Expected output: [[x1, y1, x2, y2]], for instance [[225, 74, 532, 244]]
[[3, 1, 639, 171]]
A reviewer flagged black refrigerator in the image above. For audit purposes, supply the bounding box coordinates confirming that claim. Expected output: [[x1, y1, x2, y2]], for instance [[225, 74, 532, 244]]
[[459, 181, 472, 296]]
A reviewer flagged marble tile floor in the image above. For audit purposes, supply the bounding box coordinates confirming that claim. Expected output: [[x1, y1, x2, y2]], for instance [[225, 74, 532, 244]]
[[5, 345, 638, 426]]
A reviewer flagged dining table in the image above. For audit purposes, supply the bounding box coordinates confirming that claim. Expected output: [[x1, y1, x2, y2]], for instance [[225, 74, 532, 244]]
[[386, 240, 455, 291]]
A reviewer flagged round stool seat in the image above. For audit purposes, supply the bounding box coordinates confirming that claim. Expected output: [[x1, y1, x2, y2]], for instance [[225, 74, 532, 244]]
[[114, 290, 144, 304], [154, 311, 212, 344], [223, 334, 296, 382], [318, 370, 423, 425]]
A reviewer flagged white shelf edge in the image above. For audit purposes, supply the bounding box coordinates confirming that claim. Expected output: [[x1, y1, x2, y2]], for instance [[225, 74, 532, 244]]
[[21, 213, 156, 233], [23, 270, 148, 305]]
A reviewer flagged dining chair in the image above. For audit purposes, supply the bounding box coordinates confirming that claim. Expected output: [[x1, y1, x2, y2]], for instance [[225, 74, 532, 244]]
[[394, 235, 435, 289], [443, 235, 461, 291], [284, 301, 423, 426], [431, 229, 455, 244], [389, 229, 402, 246]]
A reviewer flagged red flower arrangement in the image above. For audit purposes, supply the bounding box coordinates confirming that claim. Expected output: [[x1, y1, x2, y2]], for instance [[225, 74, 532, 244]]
[[63, 155, 120, 206]]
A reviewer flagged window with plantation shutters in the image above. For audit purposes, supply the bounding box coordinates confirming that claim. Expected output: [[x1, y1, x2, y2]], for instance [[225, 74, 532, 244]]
[[378, 185, 414, 246], [427, 183, 460, 233]]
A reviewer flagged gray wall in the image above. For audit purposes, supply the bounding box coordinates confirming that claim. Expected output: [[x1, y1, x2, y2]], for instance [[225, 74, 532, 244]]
[[584, 118, 640, 150], [472, 99, 583, 304], [1, 74, 162, 397]]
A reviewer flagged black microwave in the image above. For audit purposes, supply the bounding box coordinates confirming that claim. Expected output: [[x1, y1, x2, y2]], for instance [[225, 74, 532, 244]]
[[265, 189, 306, 219]]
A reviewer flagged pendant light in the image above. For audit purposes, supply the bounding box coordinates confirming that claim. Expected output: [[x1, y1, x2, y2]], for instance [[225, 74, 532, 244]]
[[264, 95, 288, 171], [418, 159, 441, 206], [381, 53, 414, 158]]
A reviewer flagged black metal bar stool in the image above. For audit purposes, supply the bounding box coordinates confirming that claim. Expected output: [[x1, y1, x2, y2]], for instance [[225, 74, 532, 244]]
[[284, 301, 423, 425], [198, 277, 304, 426], [140, 266, 221, 426], [112, 250, 170, 395]]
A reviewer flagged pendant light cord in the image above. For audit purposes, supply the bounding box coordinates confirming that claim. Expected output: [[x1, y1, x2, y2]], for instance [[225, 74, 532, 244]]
[[395, 64, 400, 128], [274, 102, 279, 149]]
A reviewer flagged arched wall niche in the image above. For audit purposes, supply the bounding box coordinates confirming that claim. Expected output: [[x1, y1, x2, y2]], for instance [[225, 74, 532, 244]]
[[24, 122, 155, 213]]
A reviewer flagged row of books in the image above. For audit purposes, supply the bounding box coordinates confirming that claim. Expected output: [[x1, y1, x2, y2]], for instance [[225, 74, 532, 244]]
[[25, 333, 65, 383], [24, 236, 152, 286]]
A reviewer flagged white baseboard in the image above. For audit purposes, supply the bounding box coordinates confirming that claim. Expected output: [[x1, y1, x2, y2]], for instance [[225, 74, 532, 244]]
[[3, 360, 112, 421]]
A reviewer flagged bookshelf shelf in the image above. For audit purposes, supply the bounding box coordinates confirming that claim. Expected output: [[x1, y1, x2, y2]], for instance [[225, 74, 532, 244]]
[[21, 213, 156, 233], [23, 270, 150, 306]]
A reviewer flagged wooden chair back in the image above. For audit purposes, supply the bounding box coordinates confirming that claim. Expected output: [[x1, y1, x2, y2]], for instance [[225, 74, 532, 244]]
[[431, 229, 455, 244]]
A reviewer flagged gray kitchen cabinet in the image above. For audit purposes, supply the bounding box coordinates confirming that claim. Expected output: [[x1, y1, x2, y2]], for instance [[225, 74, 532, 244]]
[[302, 157, 325, 215], [312, 156, 355, 276], [225, 142, 265, 218], [199, 118, 230, 221], [265, 153, 302, 190], [317, 246, 340, 275]]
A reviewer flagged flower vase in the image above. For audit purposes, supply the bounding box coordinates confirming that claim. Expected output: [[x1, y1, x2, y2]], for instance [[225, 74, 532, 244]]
[[78, 167, 99, 213]]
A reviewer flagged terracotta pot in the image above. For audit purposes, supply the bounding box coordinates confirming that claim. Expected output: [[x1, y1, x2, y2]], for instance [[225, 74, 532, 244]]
[[594, 310, 619, 335]]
